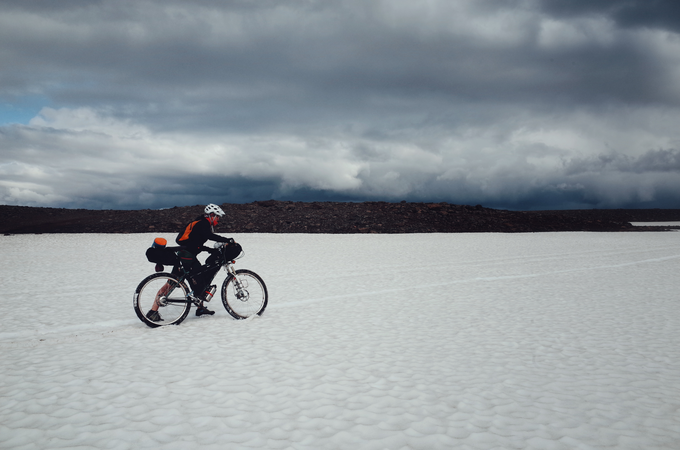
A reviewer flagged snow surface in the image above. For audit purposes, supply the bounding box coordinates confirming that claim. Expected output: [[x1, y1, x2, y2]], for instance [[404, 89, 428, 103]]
[[1, 232, 680, 449], [632, 222, 680, 227]]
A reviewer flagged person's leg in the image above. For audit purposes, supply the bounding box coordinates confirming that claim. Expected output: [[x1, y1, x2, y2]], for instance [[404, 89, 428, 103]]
[[146, 264, 182, 319]]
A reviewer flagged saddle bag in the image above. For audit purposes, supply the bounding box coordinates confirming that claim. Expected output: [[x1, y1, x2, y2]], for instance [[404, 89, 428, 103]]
[[145, 238, 180, 266]]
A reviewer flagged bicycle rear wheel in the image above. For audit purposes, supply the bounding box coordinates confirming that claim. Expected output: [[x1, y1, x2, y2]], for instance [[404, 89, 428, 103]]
[[134, 273, 191, 328], [221, 269, 268, 319]]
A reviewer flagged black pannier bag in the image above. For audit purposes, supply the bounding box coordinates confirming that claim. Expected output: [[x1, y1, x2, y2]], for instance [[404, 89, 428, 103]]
[[145, 246, 179, 266]]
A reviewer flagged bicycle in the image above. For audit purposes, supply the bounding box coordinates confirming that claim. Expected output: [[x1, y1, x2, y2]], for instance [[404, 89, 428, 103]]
[[133, 242, 268, 328]]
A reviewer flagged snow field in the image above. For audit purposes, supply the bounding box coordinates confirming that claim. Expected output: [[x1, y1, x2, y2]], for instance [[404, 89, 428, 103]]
[[1, 232, 679, 449]]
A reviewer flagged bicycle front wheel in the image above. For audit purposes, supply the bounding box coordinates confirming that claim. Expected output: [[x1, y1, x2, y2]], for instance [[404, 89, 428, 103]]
[[134, 273, 191, 328], [221, 269, 268, 319]]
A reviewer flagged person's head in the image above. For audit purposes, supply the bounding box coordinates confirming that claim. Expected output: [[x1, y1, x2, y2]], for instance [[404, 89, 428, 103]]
[[204, 203, 225, 226]]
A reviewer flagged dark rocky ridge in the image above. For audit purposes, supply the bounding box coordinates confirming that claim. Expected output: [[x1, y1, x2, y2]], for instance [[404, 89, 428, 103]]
[[2, 202, 679, 235]]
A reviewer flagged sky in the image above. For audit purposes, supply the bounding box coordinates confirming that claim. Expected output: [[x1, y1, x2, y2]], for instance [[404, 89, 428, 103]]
[[1, 0, 680, 211]]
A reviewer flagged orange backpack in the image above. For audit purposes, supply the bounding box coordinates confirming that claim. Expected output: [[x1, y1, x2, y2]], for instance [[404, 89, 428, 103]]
[[176, 220, 200, 244]]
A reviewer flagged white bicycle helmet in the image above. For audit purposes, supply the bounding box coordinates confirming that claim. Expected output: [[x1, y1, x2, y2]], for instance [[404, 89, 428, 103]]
[[204, 203, 225, 217]]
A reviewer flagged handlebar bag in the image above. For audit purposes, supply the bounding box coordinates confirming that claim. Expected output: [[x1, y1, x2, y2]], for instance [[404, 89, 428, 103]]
[[223, 243, 243, 261]]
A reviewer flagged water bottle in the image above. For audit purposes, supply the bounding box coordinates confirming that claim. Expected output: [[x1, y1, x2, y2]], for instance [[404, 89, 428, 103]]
[[204, 285, 217, 302]]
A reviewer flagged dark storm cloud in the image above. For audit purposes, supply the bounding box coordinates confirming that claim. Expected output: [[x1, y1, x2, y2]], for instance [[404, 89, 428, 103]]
[[1, 0, 679, 210], [538, 0, 680, 33], [6, 2, 678, 115], [4, 0, 670, 127]]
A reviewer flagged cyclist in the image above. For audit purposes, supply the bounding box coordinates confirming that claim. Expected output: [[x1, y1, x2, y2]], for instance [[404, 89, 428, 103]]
[[146, 203, 233, 321]]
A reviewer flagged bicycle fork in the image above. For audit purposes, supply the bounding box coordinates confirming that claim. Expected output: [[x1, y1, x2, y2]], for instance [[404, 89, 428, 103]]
[[227, 264, 249, 302]]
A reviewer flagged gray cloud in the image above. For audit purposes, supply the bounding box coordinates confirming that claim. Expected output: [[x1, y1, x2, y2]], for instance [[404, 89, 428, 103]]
[[565, 149, 680, 175], [1, 0, 679, 210]]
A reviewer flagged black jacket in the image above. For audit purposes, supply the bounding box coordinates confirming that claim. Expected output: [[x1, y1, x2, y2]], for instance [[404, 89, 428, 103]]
[[176, 215, 229, 255]]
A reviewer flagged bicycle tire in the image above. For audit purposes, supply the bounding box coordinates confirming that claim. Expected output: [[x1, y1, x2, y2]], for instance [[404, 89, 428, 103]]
[[134, 272, 191, 328], [221, 269, 268, 319]]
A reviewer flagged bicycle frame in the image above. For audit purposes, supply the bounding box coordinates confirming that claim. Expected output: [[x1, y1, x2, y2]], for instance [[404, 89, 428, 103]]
[[158, 246, 242, 307]]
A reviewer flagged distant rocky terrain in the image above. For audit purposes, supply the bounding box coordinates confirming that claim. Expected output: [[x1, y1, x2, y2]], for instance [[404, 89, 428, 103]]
[[2, 201, 680, 235]]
